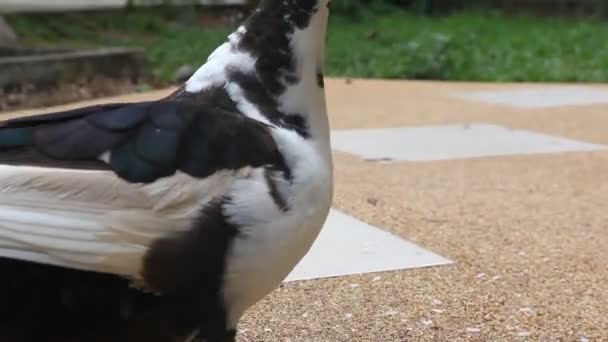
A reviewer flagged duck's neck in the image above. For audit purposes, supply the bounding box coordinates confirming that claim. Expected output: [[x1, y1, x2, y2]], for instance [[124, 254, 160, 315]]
[[184, 0, 331, 142], [238, 0, 330, 95]]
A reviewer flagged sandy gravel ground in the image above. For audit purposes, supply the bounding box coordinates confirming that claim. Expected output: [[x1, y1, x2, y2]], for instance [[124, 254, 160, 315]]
[[3, 78, 607, 341]]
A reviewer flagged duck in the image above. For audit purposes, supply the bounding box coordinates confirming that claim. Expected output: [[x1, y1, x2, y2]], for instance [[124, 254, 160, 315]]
[[0, 0, 333, 341]]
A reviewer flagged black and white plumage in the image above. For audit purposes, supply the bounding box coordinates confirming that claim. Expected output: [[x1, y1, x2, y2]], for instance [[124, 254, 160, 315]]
[[0, 1, 333, 341]]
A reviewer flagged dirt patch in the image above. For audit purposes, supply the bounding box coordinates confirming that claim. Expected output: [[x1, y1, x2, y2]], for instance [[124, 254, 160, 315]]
[[0, 46, 158, 113], [0, 76, 168, 113]]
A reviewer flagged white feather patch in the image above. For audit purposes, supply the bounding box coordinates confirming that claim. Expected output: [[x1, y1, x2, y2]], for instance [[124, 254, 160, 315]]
[[185, 25, 256, 94], [0, 165, 237, 279]]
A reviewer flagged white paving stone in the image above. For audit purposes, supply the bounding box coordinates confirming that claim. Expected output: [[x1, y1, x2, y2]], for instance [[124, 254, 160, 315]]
[[455, 86, 608, 108], [285, 209, 452, 282], [330, 123, 604, 162]]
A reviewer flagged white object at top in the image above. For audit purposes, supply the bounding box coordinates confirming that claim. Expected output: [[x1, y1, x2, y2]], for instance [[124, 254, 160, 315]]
[[0, 0, 245, 13]]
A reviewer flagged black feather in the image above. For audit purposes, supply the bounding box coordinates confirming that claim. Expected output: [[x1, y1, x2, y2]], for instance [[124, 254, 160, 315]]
[[1, 103, 131, 128], [0, 127, 33, 149], [110, 141, 175, 183], [149, 102, 186, 130], [0, 100, 284, 184], [34, 120, 124, 160], [88, 104, 149, 131], [135, 122, 180, 165]]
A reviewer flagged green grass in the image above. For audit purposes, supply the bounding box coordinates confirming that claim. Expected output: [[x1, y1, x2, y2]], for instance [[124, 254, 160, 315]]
[[327, 8, 608, 82], [7, 6, 608, 83], [6, 7, 232, 81]]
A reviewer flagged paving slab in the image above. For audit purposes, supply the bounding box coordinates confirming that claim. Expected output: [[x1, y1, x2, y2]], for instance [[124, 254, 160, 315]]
[[454, 86, 608, 109], [331, 123, 605, 162], [286, 209, 452, 282]]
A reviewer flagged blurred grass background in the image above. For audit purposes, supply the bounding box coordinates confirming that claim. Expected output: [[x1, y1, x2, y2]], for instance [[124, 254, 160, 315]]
[[5, 0, 608, 83]]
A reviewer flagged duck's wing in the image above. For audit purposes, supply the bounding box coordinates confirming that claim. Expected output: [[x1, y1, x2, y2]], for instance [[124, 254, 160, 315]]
[[0, 100, 282, 284]]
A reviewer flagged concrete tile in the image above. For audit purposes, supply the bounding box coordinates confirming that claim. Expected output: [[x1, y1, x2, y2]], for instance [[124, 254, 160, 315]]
[[330, 123, 605, 162], [285, 209, 452, 282], [455, 86, 608, 108]]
